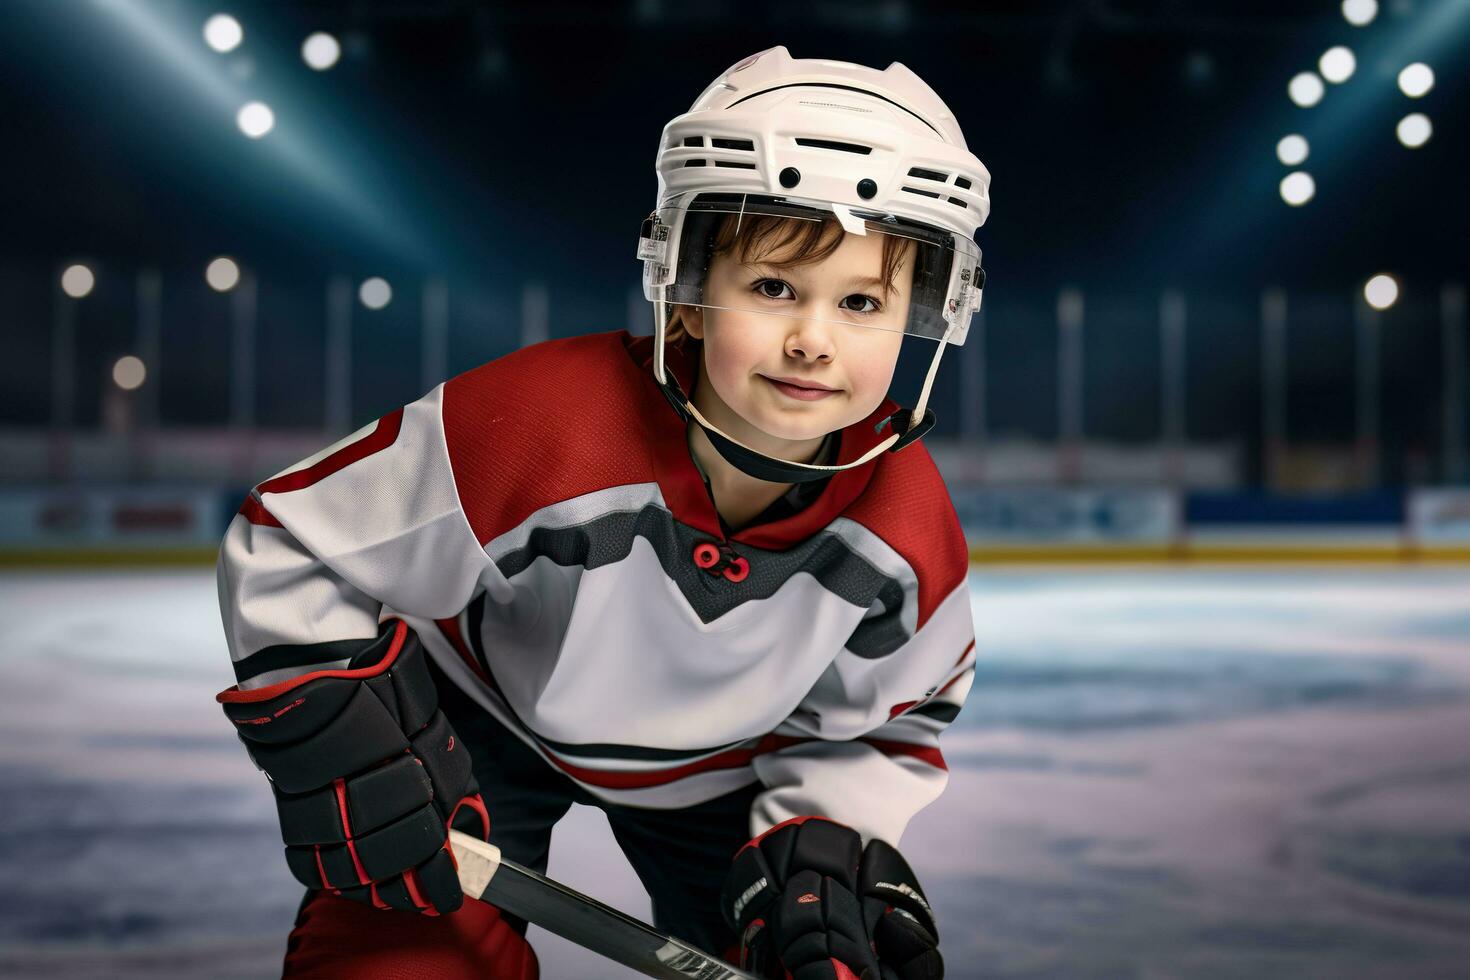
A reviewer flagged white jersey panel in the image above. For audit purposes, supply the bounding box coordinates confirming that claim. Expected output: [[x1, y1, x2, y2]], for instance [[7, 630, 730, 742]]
[[821, 579, 974, 738], [252, 385, 491, 622], [217, 516, 380, 683], [218, 384, 498, 690], [750, 738, 949, 847], [749, 576, 976, 845], [486, 531, 870, 749]]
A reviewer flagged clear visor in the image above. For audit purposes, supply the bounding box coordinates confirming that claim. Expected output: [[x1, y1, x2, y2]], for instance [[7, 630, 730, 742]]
[[639, 193, 982, 344]]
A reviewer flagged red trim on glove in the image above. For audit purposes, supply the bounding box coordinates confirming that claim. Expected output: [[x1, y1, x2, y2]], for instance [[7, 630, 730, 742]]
[[449, 794, 491, 841], [735, 814, 850, 858], [215, 620, 409, 704], [332, 777, 374, 888], [404, 868, 438, 916]]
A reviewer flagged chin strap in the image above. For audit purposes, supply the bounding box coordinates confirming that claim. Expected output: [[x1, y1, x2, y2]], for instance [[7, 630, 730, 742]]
[[652, 297, 948, 485]]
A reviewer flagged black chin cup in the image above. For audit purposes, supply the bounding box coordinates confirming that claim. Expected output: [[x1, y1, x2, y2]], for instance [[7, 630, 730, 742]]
[[657, 374, 935, 485], [881, 406, 936, 452]]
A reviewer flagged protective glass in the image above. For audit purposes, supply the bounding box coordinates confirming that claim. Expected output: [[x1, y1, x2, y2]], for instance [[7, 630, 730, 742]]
[[638, 193, 983, 344]]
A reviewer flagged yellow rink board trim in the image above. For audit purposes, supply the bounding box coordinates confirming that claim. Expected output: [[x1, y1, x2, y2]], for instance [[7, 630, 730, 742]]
[[3, 545, 1469, 568]]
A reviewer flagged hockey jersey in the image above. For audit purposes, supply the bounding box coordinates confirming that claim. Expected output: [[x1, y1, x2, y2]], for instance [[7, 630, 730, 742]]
[[217, 330, 977, 846]]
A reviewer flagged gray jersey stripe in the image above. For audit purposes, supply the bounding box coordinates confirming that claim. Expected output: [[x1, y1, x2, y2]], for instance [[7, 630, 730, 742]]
[[489, 501, 918, 657]]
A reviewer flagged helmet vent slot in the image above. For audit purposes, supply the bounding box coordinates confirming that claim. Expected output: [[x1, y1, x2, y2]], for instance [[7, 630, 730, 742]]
[[901, 186, 942, 199], [954, 176, 973, 190], [683, 136, 705, 147], [907, 167, 949, 182], [794, 137, 873, 156], [711, 137, 755, 151], [714, 161, 757, 169], [683, 159, 707, 167]]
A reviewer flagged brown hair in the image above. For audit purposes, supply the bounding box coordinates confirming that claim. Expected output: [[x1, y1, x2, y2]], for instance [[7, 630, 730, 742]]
[[664, 212, 916, 344]]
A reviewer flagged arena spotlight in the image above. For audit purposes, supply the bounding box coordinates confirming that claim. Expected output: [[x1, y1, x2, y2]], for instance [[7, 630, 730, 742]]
[[206, 257, 241, 292], [203, 14, 243, 53], [1396, 113, 1432, 148], [302, 32, 341, 71], [1342, 0, 1377, 27], [359, 277, 392, 310], [61, 264, 95, 298], [1280, 171, 1316, 206], [113, 356, 148, 391], [1364, 274, 1399, 310], [1276, 134, 1310, 166], [236, 101, 274, 138], [1288, 72, 1325, 108], [1398, 63, 1434, 98], [1319, 47, 1356, 84]]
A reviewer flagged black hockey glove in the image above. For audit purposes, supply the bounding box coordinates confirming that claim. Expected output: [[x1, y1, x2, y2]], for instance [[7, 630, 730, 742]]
[[218, 620, 489, 915], [857, 838, 943, 980], [721, 816, 882, 980]]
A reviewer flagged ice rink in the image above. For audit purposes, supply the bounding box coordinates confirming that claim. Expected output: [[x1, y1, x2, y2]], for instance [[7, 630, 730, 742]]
[[2, 566, 1468, 979]]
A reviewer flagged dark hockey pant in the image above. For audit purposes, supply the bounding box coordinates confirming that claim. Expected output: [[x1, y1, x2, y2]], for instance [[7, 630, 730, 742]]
[[281, 656, 760, 978]]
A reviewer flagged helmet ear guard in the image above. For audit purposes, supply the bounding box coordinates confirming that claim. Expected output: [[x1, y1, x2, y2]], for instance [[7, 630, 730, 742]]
[[639, 46, 990, 484]]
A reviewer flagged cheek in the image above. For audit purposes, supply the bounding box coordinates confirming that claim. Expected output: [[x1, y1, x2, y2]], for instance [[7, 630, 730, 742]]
[[701, 326, 762, 399], [847, 332, 903, 398]]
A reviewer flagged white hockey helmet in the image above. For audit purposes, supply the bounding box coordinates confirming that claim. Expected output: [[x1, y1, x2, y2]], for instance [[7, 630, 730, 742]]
[[636, 45, 991, 483]]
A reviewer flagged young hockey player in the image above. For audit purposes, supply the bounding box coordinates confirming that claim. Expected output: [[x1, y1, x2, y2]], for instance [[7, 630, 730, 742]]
[[215, 45, 989, 979]]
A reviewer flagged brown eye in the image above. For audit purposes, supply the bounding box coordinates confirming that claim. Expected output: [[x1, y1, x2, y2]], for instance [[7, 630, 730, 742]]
[[754, 279, 793, 300], [842, 294, 880, 314]]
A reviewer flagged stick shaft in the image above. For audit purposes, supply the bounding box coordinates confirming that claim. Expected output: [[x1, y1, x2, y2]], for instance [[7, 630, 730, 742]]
[[448, 830, 758, 980]]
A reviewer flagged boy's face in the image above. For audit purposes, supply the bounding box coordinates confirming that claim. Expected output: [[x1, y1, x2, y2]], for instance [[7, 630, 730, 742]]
[[678, 225, 912, 447]]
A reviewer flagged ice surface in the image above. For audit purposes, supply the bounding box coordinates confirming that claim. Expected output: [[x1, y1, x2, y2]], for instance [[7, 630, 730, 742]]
[[1, 567, 1467, 978]]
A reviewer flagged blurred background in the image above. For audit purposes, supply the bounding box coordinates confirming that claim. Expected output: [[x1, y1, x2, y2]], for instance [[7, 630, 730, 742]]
[[1, 0, 1467, 977]]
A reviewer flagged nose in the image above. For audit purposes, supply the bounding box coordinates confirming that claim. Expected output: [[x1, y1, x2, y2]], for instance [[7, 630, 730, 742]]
[[784, 317, 835, 363]]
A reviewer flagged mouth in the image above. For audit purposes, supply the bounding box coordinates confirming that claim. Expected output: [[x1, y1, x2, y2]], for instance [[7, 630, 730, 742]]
[[761, 375, 840, 401]]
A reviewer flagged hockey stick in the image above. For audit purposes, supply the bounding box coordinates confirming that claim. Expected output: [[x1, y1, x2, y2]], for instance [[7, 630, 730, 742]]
[[449, 829, 761, 980]]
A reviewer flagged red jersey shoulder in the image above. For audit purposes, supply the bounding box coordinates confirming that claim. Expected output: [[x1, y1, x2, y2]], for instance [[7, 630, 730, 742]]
[[441, 331, 657, 545], [843, 440, 969, 628]]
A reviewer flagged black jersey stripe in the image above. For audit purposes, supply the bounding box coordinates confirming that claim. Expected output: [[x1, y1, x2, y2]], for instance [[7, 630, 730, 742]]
[[910, 701, 961, 723], [531, 731, 755, 763], [233, 635, 373, 684]]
